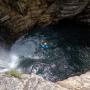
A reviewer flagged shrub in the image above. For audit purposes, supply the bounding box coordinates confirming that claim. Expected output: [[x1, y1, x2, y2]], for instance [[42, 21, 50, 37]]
[[5, 69, 22, 78]]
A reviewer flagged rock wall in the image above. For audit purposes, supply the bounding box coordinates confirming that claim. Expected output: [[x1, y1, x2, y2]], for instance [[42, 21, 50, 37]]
[[0, 0, 89, 40], [0, 72, 90, 90], [0, 73, 68, 90], [57, 72, 90, 90]]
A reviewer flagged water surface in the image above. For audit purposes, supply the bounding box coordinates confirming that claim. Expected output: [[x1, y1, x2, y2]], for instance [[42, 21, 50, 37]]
[[10, 21, 90, 82]]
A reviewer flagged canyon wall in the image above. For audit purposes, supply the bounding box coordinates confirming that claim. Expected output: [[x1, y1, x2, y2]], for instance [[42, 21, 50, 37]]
[[0, 0, 89, 41]]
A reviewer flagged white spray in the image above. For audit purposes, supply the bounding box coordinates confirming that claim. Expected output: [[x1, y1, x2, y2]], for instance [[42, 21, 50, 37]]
[[0, 47, 19, 72]]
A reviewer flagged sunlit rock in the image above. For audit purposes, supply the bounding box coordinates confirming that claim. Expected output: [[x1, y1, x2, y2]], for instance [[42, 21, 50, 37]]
[[0, 73, 68, 90], [57, 72, 90, 90]]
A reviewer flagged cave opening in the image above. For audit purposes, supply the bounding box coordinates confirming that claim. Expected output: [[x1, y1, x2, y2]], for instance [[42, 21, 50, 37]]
[[0, 19, 90, 82], [10, 19, 90, 82]]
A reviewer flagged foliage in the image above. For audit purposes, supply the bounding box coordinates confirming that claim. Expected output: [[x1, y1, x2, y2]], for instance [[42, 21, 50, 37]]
[[5, 69, 22, 78]]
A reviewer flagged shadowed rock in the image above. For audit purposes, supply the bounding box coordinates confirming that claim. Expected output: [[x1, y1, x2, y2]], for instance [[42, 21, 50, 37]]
[[0, 0, 89, 40]]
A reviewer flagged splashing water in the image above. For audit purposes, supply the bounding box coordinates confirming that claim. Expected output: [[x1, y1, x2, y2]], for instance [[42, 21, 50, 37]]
[[0, 46, 19, 72], [9, 54, 19, 69]]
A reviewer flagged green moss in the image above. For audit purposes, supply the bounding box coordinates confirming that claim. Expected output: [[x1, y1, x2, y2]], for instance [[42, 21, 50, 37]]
[[5, 69, 22, 78]]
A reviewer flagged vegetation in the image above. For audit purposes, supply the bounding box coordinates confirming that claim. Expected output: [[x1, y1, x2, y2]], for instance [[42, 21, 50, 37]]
[[5, 69, 22, 78]]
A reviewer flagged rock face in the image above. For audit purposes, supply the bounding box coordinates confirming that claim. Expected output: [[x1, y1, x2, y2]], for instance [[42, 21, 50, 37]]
[[0, 73, 68, 90], [0, 0, 89, 40], [57, 72, 90, 90], [0, 72, 90, 90]]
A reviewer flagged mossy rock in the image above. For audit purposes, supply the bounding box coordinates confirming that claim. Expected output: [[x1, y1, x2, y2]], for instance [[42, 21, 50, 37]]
[[5, 69, 22, 78]]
